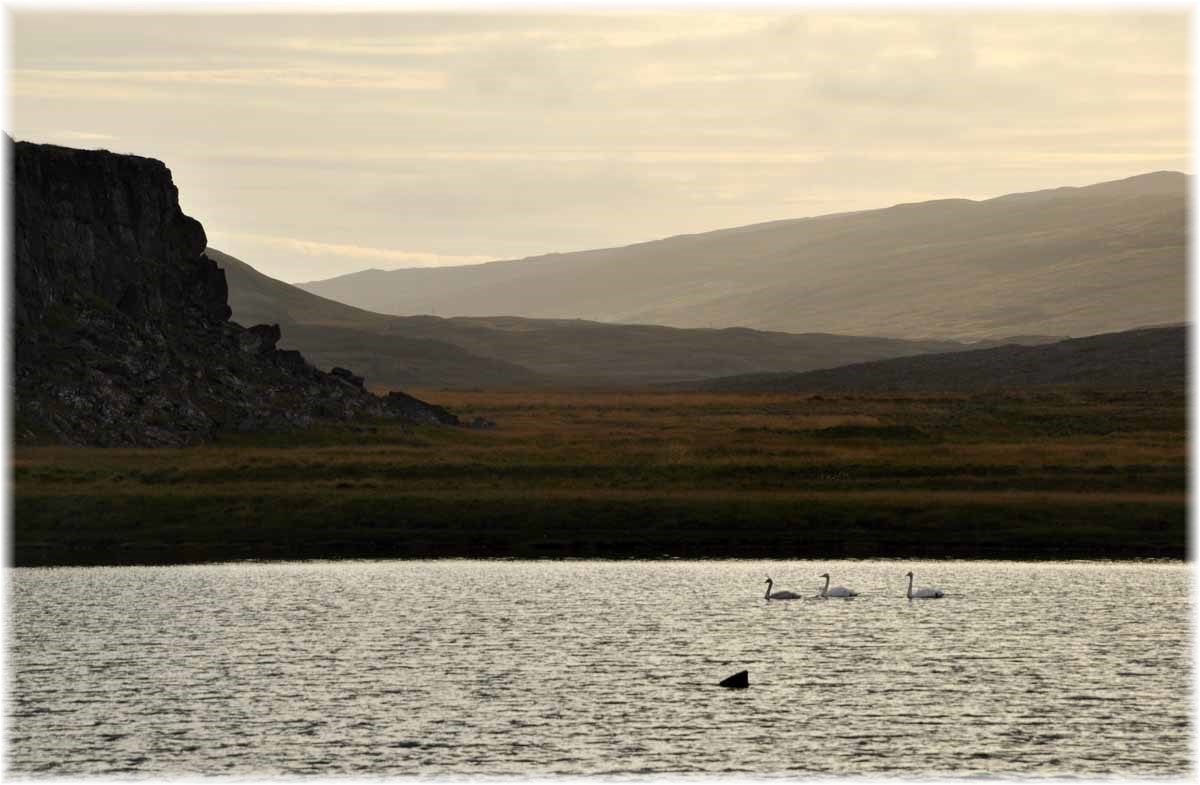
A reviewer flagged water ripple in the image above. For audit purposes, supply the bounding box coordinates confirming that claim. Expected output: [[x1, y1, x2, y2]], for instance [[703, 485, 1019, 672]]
[[7, 559, 1190, 777]]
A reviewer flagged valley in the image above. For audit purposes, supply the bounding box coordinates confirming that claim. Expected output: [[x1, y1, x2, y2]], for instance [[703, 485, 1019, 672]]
[[215, 248, 996, 389], [10, 139, 1189, 568]]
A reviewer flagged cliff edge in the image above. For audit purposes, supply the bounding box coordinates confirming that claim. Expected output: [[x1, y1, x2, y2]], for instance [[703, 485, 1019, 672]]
[[11, 139, 457, 445]]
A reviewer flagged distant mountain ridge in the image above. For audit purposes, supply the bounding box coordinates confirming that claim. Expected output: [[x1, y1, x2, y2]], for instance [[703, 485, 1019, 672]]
[[210, 249, 549, 389], [680, 325, 1187, 393], [298, 171, 1186, 341], [215, 249, 1031, 388]]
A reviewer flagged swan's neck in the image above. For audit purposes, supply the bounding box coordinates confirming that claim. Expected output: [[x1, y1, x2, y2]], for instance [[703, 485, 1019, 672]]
[[821, 575, 829, 596], [907, 574, 913, 599], [765, 580, 772, 599]]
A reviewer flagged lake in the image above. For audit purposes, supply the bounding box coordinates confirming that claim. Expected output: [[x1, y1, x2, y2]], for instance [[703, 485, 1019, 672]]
[[6, 559, 1191, 777]]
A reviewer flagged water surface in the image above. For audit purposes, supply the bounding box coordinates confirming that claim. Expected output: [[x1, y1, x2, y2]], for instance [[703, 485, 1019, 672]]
[[7, 559, 1191, 776]]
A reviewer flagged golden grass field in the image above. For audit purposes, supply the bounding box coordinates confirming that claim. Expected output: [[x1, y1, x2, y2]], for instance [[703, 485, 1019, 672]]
[[12, 389, 1187, 565]]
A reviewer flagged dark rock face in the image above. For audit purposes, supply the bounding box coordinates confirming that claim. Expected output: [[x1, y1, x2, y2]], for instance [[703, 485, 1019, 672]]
[[330, 366, 365, 388], [11, 139, 458, 446], [239, 323, 282, 355]]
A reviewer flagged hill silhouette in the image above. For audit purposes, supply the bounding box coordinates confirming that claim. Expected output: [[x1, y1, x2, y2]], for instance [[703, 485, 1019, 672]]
[[214, 248, 1017, 388], [299, 172, 1186, 341], [681, 325, 1186, 393]]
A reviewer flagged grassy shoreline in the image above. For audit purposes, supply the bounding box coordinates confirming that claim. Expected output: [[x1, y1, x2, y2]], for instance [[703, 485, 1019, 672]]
[[12, 390, 1187, 566]]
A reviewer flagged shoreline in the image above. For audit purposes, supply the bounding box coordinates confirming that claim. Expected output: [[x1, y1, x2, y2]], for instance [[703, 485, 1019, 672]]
[[13, 492, 1185, 568], [11, 552, 1188, 569]]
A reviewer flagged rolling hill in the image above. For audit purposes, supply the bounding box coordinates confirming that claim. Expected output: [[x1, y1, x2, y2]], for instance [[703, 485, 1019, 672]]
[[210, 249, 549, 389], [679, 325, 1187, 393], [298, 171, 1186, 341], [213, 249, 1012, 389]]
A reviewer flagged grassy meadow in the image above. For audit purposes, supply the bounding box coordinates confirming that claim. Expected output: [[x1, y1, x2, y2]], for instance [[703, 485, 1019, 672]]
[[12, 389, 1187, 565]]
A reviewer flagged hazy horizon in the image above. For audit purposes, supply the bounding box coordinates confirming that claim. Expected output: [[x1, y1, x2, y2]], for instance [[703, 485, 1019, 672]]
[[8, 9, 1188, 283], [286, 167, 1189, 283]]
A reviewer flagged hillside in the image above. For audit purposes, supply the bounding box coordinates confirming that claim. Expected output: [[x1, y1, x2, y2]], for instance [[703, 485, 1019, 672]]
[[682, 325, 1186, 393], [299, 172, 1186, 341], [211, 249, 550, 389], [215, 249, 1017, 388]]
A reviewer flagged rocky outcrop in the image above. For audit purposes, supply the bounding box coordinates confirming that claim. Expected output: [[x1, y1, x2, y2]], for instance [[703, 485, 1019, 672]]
[[11, 139, 458, 446]]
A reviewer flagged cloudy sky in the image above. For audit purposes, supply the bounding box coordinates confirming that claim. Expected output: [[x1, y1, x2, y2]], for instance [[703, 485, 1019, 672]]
[[7, 6, 1189, 283]]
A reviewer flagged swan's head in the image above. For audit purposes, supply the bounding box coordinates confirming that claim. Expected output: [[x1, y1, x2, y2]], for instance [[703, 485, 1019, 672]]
[[819, 573, 829, 578], [906, 571, 913, 577], [764, 577, 772, 584]]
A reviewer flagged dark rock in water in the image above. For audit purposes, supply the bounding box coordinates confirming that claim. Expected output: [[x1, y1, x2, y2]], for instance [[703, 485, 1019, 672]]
[[719, 670, 749, 689], [11, 138, 460, 446]]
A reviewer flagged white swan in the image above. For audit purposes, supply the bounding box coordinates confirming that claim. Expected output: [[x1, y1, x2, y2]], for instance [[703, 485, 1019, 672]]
[[906, 571, 944, 599], [764, 577, 802, 600], [819, 573, 858, 598]]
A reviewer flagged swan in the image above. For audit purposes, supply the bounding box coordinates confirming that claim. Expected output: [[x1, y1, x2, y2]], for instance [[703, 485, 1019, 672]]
[[818, 573, 858, 598], [764, 577, 802, 600], [906, 571, 944, 599]]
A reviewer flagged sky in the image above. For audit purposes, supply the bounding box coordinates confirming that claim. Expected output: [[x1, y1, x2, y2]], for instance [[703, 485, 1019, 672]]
[[6, 5, 1190, 283]]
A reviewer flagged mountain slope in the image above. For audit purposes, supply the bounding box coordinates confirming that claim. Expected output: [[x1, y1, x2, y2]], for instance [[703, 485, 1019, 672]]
[[299, 172, 1186, 341], [215, 248, 1015, 388], [211, 249, 550, 390], [682, 325, 1186, 393]]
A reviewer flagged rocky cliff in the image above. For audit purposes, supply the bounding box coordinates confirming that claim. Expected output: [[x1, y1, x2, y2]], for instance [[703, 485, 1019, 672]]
[[11, 139, 457, 445]]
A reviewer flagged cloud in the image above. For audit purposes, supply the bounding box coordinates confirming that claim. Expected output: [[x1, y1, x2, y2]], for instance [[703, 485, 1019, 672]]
[[13, 66, 447, 92], [9, 9, 1187, 284], [267, 14, 778, 58], [221, 232, 494, 269], [51, 130, 116, 142]]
